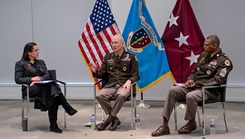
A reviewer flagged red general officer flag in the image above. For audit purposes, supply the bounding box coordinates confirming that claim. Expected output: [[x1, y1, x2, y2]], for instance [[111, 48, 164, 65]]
[[162, 0, 205, 83], [78, 0, 120, 89]]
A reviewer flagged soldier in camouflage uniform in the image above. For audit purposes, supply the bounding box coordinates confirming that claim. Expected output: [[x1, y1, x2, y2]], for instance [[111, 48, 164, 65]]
[[152, 35, 233, 136], [89, 34, 139, 131]]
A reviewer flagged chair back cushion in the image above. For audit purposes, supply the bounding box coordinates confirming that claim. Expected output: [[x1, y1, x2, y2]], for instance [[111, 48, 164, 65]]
[[218, 86, 226, 102], [101, 73, 108, 88], [48, 70, 56, 80]]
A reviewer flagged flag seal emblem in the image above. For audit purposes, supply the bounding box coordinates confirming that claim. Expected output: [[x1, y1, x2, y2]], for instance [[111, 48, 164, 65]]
[[127, 28, 151, 53]]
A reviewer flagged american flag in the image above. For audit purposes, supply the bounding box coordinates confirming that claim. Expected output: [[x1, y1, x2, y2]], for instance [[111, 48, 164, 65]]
[[78, 0, 120, 86]]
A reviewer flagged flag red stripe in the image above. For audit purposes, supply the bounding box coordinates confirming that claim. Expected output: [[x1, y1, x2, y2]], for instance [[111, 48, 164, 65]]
[[110, 25, 117, 35], [97, 33, 110, 55], [86, 25, 104, 62], [80, 30, 97, 65], [97, 32, 108, 54], [78, 40, 90, 65], [85, 22, 103, 64]]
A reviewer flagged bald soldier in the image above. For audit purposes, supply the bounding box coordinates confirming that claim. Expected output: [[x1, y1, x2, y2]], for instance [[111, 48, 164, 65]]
[[152, 35, 233, 136], [89, 34, 139, 131]]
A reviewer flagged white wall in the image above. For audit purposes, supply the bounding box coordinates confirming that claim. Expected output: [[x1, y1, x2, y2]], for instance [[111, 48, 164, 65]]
[[0, 0, 244, 101]]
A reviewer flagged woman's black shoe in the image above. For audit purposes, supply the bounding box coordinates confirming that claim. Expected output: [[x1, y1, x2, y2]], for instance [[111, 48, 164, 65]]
[[56, 94, 77, 116], [66, 108, 77, 116], [50, 123, 62, 133]]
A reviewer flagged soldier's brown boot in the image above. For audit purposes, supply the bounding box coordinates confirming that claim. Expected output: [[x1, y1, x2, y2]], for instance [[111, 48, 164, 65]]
[[97, 115, 115, 131], [178, 120, 197, 134], [110, 116, 121, 131]]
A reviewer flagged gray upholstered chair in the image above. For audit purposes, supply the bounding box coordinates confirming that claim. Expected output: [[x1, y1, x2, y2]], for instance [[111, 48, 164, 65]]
[[173, 83, 228, 136], [21, 70, 67, 131], [93, 76, 137, 130]]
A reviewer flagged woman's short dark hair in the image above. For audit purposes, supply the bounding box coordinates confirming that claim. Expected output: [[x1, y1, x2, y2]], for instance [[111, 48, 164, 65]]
[[21, 42, 37, 61]]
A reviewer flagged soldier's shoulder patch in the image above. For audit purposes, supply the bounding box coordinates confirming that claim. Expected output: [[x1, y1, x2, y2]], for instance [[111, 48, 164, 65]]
[[220, 68, 227, 77], [225, 60, 231, 66]]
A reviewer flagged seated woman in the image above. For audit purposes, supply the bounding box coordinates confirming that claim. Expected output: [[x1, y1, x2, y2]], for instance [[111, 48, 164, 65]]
[[15, 42, 77, 133]]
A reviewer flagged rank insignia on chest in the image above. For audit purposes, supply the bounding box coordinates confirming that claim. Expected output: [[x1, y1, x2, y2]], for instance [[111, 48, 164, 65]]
[[210, 60, 217, 65], [197, 67, 200, 71], [108, 59, 114, 63]]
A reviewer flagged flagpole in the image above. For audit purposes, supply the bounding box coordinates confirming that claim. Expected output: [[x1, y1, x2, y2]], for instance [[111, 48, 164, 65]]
[[136, 0, 150, 109], [179, 49, 186, 109], [136, 92, 151, 108]]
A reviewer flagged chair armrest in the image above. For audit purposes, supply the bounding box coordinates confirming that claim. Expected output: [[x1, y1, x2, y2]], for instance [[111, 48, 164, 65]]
[[131, 82, 137, 99], [22, 84, 29, 87], [35, 80, 67, 97], [201, 84, 227, 104], [22, 84, 30, 100], [131, 82, 137, 86], [94, 80, 103, 100], [94, 80, 103, 96], [55, 80, 66, 97], [55, 80, 66, 85], [202, 84, 226, 89], [35, 80, 65, 85], [173, 83, 185, 87], [94, 80, 103, 85]]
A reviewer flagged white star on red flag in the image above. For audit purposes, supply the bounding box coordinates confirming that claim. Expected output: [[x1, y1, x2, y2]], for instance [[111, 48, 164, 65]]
[[185, 51, 200, 66], [168, 13, 179, 28], [174, 32, 189, 47]]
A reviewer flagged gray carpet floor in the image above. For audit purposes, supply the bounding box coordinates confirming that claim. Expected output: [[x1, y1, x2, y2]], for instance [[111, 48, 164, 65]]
[[0, 100, 245, 139]]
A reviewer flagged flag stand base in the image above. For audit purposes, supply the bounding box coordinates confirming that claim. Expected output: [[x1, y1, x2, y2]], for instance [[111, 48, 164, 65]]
[[137, 100, 151, 108], [96, 103, 102, 109], [136, 92, 151, 108], [83, 121, 103, 127], [178, 104, 186, 109]]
